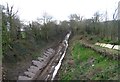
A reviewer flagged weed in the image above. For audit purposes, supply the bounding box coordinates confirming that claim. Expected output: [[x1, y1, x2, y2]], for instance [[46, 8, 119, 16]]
[[59, 40, 119, 80]]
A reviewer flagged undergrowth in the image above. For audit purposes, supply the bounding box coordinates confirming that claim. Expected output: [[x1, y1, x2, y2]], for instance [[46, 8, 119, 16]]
[[59, 40, 119, 80]]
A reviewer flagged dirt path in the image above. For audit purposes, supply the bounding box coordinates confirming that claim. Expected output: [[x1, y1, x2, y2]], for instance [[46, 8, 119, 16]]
[[37, 46, 60, 80], [36, 32, 70, 80]]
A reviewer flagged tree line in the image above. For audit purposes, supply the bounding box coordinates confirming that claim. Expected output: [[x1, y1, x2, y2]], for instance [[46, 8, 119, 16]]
[[1, 4, 119, 62]]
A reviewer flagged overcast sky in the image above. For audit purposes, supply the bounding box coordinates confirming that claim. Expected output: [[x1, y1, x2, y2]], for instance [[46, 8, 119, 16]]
[[1, 0, 119, 22]]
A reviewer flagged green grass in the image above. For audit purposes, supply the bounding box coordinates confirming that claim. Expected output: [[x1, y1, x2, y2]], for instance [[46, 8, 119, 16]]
[[59, 41, 119, 80]]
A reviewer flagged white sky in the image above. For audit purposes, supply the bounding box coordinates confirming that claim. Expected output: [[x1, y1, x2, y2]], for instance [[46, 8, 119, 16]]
[[0, 0, 119, 22]]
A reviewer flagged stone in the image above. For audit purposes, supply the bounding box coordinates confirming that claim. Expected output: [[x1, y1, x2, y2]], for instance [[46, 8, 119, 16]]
[[32, 61, 46, 69], [27, 67, 39, 74], [30, 65, 39, 70], [113, 45, 120, 50], [42, 55, 49, 60], [105, 44, 113, 49], [92, 64, 94, 67], [32, 60, 44, 68], [24, 71, 35, 78], [100, 43, 106, 47], [18, 76, 32, 80], [95, 42, 101, 46], [47, 48, 54, 53], [32, 60, 41, 63], [32, 60, 41, 65], [37, 57, 44, 62], [45, 51, 52, 54], [60, 52, 62, 55], [43, 52, 50, 57], [37, 57, 48, 66]]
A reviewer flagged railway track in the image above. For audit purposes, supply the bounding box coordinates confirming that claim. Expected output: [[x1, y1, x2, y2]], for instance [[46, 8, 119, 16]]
[[17, 31, 71, 81]]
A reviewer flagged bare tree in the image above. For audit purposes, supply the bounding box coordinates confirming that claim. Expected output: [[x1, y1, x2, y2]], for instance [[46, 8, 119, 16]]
[[69, 14, 83, 21], [37, 12, 52, 25]]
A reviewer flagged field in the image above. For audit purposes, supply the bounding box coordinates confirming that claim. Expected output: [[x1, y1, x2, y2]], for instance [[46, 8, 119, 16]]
[[58, 39, 119, 80]]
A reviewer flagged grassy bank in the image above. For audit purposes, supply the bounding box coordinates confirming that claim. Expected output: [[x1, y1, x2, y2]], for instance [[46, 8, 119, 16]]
[[58, 39, 119, 80], [3, 39, 59, 80]]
